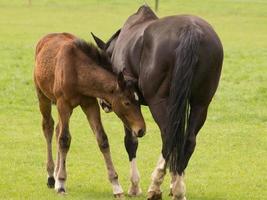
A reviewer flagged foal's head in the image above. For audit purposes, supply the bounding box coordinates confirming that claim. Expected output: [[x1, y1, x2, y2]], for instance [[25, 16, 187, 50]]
[[75, 39, 146, 137], [110, 72, 146, 137]]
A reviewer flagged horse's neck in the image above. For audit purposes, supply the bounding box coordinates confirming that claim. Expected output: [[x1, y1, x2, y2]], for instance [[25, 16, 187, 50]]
[[77, 63, 117, 102], [112, 8, 157, 78], [125, 6, 158, 28]]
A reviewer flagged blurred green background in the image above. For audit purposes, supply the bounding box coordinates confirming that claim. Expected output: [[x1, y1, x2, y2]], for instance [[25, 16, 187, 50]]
[[0, 0, 266, 199]]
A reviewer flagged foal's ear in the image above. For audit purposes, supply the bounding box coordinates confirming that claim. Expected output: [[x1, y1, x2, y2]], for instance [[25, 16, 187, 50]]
[[91, 32, 106, 50], [117, 71, 126, 91]]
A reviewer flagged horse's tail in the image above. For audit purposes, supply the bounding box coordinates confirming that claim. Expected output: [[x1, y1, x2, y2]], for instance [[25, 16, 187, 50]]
[[164, 24, 203, 174]]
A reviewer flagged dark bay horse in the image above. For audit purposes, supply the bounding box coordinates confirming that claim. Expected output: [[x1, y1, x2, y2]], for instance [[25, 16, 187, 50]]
[[92, 5, 223, 200], [34, 33, 146, 197]]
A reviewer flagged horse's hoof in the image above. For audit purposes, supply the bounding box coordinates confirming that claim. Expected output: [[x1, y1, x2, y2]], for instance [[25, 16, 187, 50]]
[[114, 193, 124, 199], [147, 191, 162, 200], [57, 188, 66, 194], [47, 177, 55, 188], [128, 186, 142, 196]]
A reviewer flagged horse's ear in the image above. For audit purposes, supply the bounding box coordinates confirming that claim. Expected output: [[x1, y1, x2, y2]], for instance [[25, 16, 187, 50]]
[[117, 71, 126, 91], [91, 32, 106, 50]]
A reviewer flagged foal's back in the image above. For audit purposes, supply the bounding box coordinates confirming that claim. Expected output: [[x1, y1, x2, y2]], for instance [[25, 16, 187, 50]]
[[34, 33, 77, 101]]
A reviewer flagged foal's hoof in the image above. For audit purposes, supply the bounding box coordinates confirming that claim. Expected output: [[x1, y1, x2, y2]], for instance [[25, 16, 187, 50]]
[[172, 196, 186, 200], [169, 189, 173, 196], [128, 185, 142, 196], [147, 191, 162, 200], [57, 188, 66, 194], [114, 193, 124, 199], [47, 177, 55, 188]]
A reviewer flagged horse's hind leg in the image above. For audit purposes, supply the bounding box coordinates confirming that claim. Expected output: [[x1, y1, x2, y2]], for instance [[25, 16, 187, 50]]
[[183, 105, 208, 171], [146, 100, 168, 200], [124, 126, 142, 196], [169, 173, 186, 200], [81, 98, 123, 198], [171, 105, 208, 200], [54, 98, 72, 193], [36, 88, 55, 188]]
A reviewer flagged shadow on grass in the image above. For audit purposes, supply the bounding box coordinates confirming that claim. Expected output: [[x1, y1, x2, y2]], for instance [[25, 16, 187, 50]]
[[65, 185, 146, 200], [187, 193, 226, 200]]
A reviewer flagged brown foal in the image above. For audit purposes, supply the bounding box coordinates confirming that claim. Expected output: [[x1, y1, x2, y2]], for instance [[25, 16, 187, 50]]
[[33, 33, 146, 197]]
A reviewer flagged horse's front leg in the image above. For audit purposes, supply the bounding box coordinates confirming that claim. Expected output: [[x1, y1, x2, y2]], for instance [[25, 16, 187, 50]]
[[81, 99, 123, 198], [124, 126, 142, 196]]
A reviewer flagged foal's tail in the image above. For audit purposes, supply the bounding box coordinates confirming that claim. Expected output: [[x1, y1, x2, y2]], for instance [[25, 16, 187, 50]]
[[164, 24, 203, 174]]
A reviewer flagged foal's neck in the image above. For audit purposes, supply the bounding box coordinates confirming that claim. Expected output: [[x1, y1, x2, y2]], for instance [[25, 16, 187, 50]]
[[77, 63, 117, 103]]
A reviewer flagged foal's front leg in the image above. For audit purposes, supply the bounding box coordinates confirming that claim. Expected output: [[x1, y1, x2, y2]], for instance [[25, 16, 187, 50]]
[[81, 99, 123, 198], [54, 99, 72, 193], [124, 126, 142, 196]]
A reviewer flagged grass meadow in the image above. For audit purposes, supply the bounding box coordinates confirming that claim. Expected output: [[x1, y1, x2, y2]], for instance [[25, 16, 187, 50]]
[[0, 0, 266, 199]]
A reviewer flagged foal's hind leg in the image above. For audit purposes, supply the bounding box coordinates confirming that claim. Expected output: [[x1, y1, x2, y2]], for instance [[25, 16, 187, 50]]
[[36, 88, 55, 188], [54, 98, 72, 193], [81, 98, 123, 198], [54, 123, 60, 180]]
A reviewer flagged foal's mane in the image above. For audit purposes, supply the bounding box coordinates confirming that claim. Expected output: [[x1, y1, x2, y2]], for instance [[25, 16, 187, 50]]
[[74, 39, 113, 72]]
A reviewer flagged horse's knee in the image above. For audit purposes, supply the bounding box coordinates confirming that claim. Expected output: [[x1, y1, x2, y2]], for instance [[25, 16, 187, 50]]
[[42, 117, 54, 130], [98, 133, 109, 151], [186, 136, 196, 154], [59, 129, 71, 151], [42, 118, 54, 139]]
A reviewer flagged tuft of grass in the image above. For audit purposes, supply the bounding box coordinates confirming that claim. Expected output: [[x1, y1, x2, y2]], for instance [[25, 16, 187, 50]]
[[0, 1, 266, 200]]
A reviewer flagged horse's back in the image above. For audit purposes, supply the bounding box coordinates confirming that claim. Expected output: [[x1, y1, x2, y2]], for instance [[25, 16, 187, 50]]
[[143, 15, 223, 63]]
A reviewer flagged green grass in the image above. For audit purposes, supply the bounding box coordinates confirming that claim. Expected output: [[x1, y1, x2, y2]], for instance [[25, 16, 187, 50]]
[[0, 0, 266, 199]]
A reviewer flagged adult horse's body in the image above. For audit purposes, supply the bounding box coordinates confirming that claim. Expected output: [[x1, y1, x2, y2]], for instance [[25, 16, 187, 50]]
[[92, 5, 223, 200], [34, 33, 145, 197]]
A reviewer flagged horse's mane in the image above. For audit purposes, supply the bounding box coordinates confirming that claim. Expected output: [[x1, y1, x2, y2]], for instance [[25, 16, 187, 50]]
[[74, 39, 113, 73]]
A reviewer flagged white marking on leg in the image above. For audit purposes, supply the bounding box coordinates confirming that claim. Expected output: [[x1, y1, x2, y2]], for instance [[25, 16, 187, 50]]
[[128, 158, 142, 196], [55, 178, 65, 191], [102, 151, 124, 195], [112, 181, 124, 195], [130, 158, 140, 185], [53, 171, 57, 180], [172, 174, 186, 200], [134, 92, 139, 101], [148, 154, 166, 193], [170, 172, 176, 192], [54, 151, 67, 192], [103, 107, 110, 113]]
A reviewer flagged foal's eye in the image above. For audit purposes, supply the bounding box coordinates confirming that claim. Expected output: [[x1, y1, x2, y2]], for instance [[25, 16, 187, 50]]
[[123, 101, 131, 106]]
